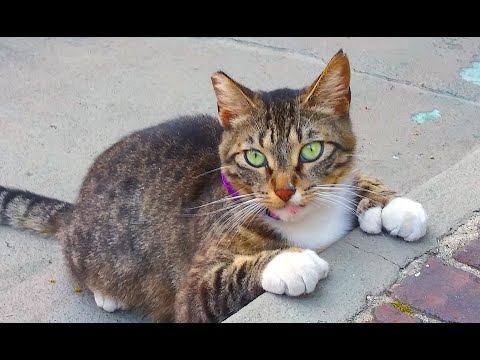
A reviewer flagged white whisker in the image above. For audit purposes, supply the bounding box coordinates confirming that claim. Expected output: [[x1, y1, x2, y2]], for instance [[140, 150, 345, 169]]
[[193, 165, 231, 179], [209, 198, 257, 235], [318, 191, 360, 209], [215, 202, 263, 246], [313, 184, 389, 197], [184, 191, 256, 210], [313, 186, 385, 207], [225, 203, 264, 246], [313, 194, 360, 218]]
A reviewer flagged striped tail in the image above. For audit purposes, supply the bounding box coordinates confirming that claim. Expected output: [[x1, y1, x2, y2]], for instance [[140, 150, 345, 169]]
[[0, 185, 74, 236]]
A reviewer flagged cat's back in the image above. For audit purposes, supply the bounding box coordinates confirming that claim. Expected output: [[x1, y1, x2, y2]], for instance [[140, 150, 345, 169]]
[[111, 113, 222, 166], [78, 114, 223, 199], [137, 113, 222, 152]]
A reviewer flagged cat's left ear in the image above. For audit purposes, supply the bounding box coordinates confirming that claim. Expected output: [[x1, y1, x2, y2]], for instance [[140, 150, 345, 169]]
[[300, 49, 351, 115], [211, 71, 259, 129]]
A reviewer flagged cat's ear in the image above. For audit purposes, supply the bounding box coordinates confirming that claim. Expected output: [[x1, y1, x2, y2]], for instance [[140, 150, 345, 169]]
[[300, 49, 351, 115], [211, 71, 258, 128]]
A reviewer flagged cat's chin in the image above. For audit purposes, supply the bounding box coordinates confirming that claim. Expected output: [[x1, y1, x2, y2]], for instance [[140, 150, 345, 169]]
[[266, 203, 306, 223]]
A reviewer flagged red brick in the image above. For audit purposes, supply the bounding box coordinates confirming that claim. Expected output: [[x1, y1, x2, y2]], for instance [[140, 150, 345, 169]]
[[372, 303, 419, 323], [392, 257, 480, 323], [453, 236, 480, 270]]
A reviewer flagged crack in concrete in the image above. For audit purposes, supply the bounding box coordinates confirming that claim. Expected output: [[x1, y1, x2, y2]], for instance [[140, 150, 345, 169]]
[[212, 37, 327, 64], [352, 68, 476, 103], [345, 240, 399, 267], [341, 240, 404, 322], [196, 37, 480, 108], [345, 245, 442, 322]]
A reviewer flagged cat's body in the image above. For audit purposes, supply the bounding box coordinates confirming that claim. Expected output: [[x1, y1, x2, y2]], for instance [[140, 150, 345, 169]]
[[0, 50, 428, 322]]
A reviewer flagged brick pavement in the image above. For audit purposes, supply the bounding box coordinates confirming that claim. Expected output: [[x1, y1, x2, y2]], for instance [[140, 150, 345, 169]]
[[364, 213, 480, 323]]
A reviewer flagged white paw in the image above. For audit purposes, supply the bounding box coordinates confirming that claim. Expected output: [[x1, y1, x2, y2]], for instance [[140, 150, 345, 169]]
[[359, 207, 382, 234], [261, 250, 329, 296], [93, 291, 128, 313], [381, 197, 428, 242]]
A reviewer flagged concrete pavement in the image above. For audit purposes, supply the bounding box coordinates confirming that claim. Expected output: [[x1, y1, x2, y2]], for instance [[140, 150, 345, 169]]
[[0, 37, 479, 322]]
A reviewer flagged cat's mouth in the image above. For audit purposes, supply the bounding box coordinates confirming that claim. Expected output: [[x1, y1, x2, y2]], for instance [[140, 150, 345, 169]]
[[266, 203, 306, 221]]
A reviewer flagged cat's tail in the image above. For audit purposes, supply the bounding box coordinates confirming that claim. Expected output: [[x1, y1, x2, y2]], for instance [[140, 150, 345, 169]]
[[0, 185, 74, 236]]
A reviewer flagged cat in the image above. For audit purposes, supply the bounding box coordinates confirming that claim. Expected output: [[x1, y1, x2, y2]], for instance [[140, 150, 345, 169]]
[[0, 49, 427, 323]]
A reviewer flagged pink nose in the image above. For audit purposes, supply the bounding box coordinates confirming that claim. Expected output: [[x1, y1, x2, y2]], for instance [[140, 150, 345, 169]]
[[275, 188, 295, 202]]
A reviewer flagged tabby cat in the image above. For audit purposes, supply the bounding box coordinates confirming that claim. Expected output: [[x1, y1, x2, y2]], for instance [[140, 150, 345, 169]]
[[0, 50, 427, 323]]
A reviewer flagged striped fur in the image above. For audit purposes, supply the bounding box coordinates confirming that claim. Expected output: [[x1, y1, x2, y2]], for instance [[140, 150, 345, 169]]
[[174, 247, 285, 322], [354, 173, 396, 213], [0, 186, 73, 235]]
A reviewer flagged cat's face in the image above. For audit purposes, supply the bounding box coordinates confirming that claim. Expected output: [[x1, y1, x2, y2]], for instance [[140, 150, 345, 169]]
[[213, 50, 356, 222]]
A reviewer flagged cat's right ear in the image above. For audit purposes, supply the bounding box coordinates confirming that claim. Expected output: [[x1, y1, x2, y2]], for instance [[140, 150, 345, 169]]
[[300, 49, 351, 115], [211, 71, 258, 129]]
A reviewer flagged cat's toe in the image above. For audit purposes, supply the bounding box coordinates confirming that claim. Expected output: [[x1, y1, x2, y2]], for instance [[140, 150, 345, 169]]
[[261, 250, 329, 296], [93, 291, 105, 308], [93, 291, 126, 312], [102, 298, 119, 312], [359, 206, 382, 234], [381, 197, 427, 242]]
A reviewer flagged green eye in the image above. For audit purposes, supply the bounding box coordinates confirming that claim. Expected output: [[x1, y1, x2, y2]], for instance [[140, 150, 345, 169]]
[[245, 149, 267, 168], [300, 141, 324, 162]]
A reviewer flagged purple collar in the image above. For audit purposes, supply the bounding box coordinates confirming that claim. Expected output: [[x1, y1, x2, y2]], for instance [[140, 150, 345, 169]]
[[221, 171, 280, 220], [221, 171, 240, 198]]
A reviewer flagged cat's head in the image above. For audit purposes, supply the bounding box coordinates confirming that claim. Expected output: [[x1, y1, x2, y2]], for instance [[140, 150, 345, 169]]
[[212, 50, 356, 222]]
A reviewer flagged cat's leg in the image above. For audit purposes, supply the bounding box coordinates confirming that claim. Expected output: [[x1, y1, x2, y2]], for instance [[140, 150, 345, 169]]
[[174, 247, 329, 323], [354, 172, 428, 242], [91, 289, 129, 313]]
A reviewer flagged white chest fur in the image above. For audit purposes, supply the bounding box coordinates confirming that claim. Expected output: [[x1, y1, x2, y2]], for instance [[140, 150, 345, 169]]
[[264, 177, 357, 250]]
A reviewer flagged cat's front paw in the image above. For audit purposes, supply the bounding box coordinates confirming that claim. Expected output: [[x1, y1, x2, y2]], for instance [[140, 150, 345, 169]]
[[261, 250, 329, 296], [381, 197, 428, 242], [359, 197, 428, 242]]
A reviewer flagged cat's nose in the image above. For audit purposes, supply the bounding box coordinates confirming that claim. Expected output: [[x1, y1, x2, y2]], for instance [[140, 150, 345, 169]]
[[275, 185, 296, 202]]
